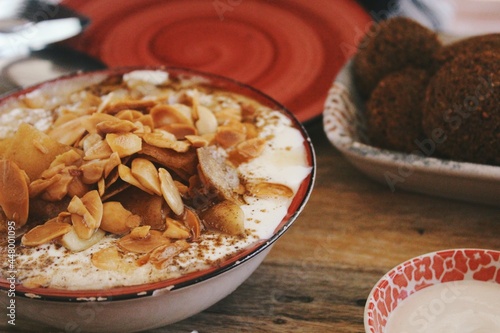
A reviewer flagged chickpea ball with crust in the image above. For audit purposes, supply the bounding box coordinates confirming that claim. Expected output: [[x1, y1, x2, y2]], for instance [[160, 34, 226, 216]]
[[433, 33, 500, 70], [353, 17, 441, 98], [423, 51, 500, 165], [366, 68, 430, 153]]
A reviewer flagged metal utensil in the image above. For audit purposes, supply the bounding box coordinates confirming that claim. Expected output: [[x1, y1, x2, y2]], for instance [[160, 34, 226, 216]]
[[0, 0, 89, 58]]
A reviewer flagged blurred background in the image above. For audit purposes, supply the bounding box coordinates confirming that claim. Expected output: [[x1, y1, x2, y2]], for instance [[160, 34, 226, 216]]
[[0, 0, 498, 121]]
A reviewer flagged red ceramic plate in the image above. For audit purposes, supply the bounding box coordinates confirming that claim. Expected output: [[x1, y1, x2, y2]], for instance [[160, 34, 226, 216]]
[[62, 0, 371, 122]]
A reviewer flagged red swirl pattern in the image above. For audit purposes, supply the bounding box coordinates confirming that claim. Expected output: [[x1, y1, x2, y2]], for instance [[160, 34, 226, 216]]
[[365, 249, 500, 333], [62, 0, 371, 122]]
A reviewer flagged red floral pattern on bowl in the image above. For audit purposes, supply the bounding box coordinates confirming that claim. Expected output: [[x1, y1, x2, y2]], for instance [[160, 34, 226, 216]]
[[364, 249, 500, 333]]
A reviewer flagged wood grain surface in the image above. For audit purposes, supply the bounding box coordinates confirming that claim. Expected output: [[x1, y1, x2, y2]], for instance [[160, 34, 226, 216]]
[[156, 118, 500, 333]]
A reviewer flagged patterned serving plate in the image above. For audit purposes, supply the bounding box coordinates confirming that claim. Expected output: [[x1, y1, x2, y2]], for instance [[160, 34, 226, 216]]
[[323, 60, 500, 207], [364, 248, 500, 333]]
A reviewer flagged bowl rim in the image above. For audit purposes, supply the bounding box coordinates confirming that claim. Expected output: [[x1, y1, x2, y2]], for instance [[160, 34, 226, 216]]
[[363, 248, 500, 333], [0, 66, 316, 302]]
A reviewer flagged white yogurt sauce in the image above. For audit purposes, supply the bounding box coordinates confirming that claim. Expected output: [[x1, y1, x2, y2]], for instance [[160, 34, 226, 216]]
[[386, 280, 500, 333]]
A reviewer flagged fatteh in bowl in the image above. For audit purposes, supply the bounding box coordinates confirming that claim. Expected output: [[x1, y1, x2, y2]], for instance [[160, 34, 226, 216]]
[[0, 67, 314, 332]]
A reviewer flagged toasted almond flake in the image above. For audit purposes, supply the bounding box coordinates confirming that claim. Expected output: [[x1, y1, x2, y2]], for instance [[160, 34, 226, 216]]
[[32, 138, 49, 154], [229, 137, 266, 165], [21, 220, 72, 246], [50, 149, 83, 168], [67, 176, 90, 198], [150, 104, 193, 127], [91, 246, 136, 272], [96, 119, 138, 135], [131, 158, 162, 196], [247, 182, 294, 198], [81, 113, 119, 134], [185, 135, 209, 148], [163, 218, 190, 239], [115, 109, 144, 122], [201, 200, 244, 236], [159, 123, 197, 139], [104, 152, 121, 178], [130, 225, 151, 239], [106, 133, 142, 158], [41, 172, 73, 201], [68, 190, 103, 239], [215, 125, 246, 148], [84, 140, 113, 160], [118, 164, 154, 195], [48, 116, 89, 146], [118, 229, 170, 254], [183, 206, 202, 240], [80, 160, 106, 184], [149, 240, 189, 269], [29, 174, 61, 198], [101, 201, 141, 235], [81, 190, 104, 229], [142, 132, 190, 153], [104, 100, 156, 115], [158, 168, 184, 216], [195, 106, 218, 135], [60, 227, 105, 252]]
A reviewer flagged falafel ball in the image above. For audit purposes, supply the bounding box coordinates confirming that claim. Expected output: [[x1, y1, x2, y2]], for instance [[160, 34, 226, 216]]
[[366, 67, 430, 153], [353, 17, 441, 98], [433, 33, 500, 70], [423, 51, 500, 165]]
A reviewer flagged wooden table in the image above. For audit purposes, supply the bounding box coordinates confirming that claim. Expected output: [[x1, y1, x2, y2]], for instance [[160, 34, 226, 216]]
[[158, 117, 500, 333]]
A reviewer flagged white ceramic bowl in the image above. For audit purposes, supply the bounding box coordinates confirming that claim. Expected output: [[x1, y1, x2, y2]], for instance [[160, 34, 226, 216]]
[[323, 60, 500, 207], [364, 248, 500, 333], [0, 67, 315, 332]]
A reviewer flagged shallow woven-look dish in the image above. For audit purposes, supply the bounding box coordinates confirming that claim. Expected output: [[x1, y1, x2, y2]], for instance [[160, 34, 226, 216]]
[[0, 67, 315, 332], [365, 248, 500, 333], [323, 60, 500, 206]]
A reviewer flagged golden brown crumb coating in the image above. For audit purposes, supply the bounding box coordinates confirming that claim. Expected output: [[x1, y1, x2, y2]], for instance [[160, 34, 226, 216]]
[[423, 51, 500, 165], [366, 68, 430, 152], [353, 17, 441, 98], [433, 33, 500, 70]]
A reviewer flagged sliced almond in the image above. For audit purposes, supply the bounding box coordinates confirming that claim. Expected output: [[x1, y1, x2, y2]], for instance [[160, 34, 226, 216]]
[[159, 123, 197, 139], [106, 133, 142, 158], [201, 200, 244, 236], [159, 168, 184, 216], [101, 201, 141, 234], [149, 240, 190, 269], [185, 135, 209, 148], [96, 119, 138, 135], [215, 124, 246, 148], [247, 182, 294, 198], [84, 140, 113, 161], [81, 113, 119, 134], [60, 227, 105, 252], [21, 220, 72, 246], [48, 116, 89, 146], [163, 217, 190, 239], [130, 225, 151, 239], [142, 132, 191, 153], [131, 158, 162, 196], [68, 190, 103, 239], [150, 104, 193, 127], [118, 229, 170, 253], [229, 138, 266, 165], [0, 159, 30, 226], [91, 246, 136, 272], [195, 106, 218, 135], [118, 164, 154, 195], [49, 149, 83, 169], [182, 206, 202, 240]]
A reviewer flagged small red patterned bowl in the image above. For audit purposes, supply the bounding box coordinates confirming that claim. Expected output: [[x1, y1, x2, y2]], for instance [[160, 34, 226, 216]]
[[364, 248, 500, 333]]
